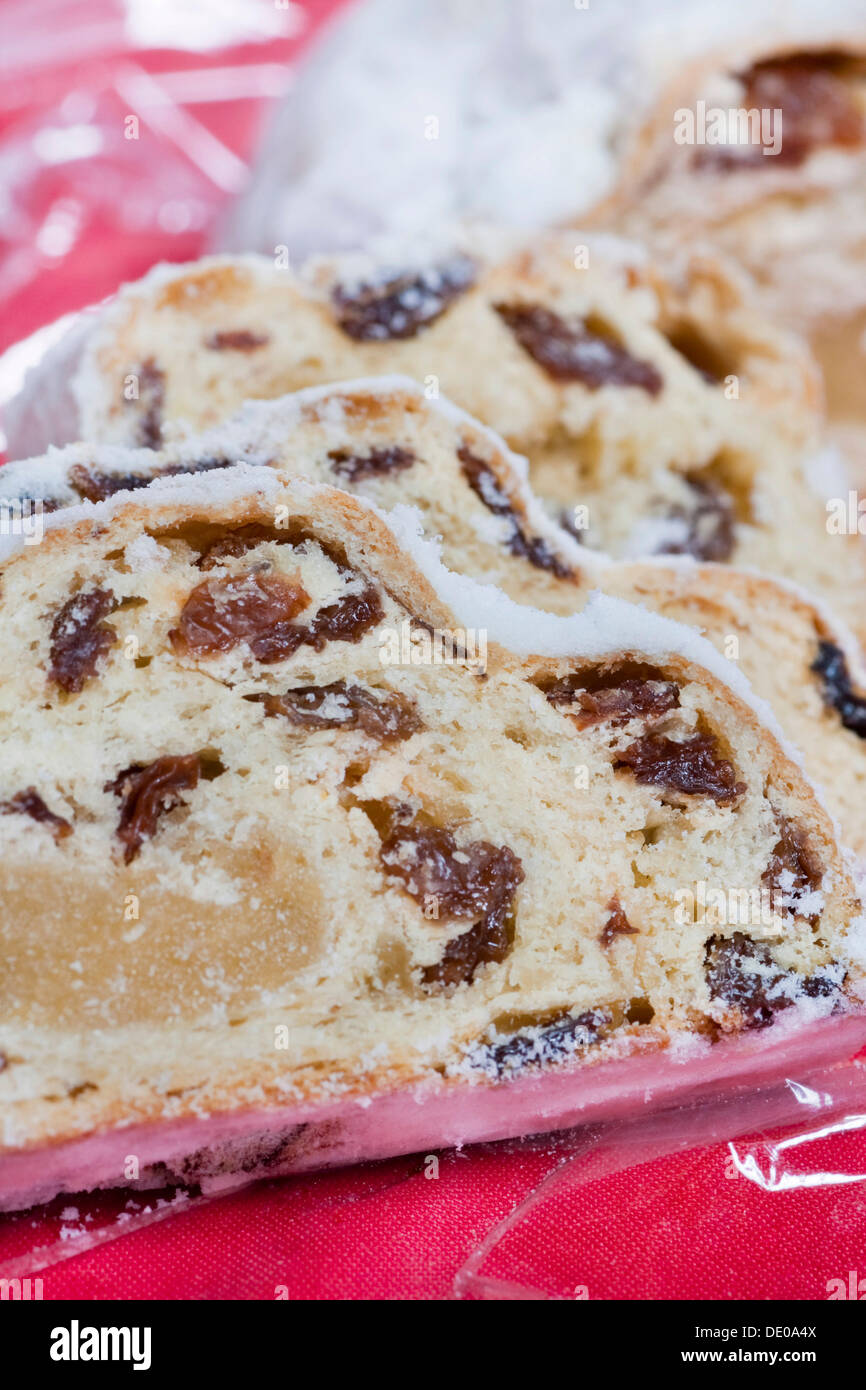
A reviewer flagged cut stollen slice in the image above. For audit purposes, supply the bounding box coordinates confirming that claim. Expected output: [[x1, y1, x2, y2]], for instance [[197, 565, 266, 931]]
[[587, 35, 866, 481], [5, 238, 860, 639], [588, 37, 866, 340], [0, 468, 864, 1212], [1, 373, 863, 646], [4, 376, 866, 863], [0, 376, 587, 620], [3, 229, 818, 473]]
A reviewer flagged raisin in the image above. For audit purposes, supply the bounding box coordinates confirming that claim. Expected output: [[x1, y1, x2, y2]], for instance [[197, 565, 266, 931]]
[[170, 573, 311, 657], [0, 788, 72, 841], [67, 458, 239, 503], [599, 897, 639, 948], [381, 826, 522, 919], [380, 825, 524, 988], [545, 674, 680, 729], [196, 523, 287, 570], [697, 53, 863, 171], [495, 304, 664, 394], [204, 330, 269, 351], [421, 916, 512, 989], [190, 527, 384, 658], [332, 256, 476, 341], [458, 445, 574, 578], [482, 1008, 609, 1074], [802, 969, 844, 1000], [249, 681, 421, 742], [704, 932, 787, 1029], [811, 640, 866, 738], [146, 1124, 309, 1190], [615, 732, 745, 804], [327, 445, 415, 482], [166, 456, 239, 476], [293, 582, 384, 657], [106, 754, 202, 863], [655, 473, 736, 562], [69, 464, 155, 502], [133, 359, 165, 449], [762, 813, 823, 922], [48, 588, 117, 693]]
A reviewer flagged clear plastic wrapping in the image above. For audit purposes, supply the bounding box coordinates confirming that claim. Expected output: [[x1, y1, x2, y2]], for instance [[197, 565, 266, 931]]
[[4, 1047, 866, 1298]]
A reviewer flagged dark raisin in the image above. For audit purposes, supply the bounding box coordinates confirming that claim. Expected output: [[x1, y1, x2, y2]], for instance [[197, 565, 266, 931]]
[[495, 303, 664, 394], [67, 457, 240, 502], [483, 1008, 609, 1074], [545, 674, 680, 730], [381, 826, 522, 919], [704, 932, 788, 1029], [615, 732, 745, 804], [190, 526, 384, 657], [696, 53, 863, 171], [170, 573, 311, 657], [421, 916, 513, 989], [458, 445, 574, 578], [380, 825, 523, 988], [654, 473, 736, 562], [133, 359, 165, 449], [204, 330, 270, 351], [332, 256, 476, 341], [762, 813, 823, 923], [293, 582, 383, 657], [811, 640, 866, 738], [48, 588, 117, 693], [599, 897, 639, 948], [802, 969, 844, 1000], [0, 788, 72, 841], [327, 445, 415, 483], [106, 754, 202, 863], [69, 464, 155, 502], [196, 523, 287, 570], [163, 456, 239, 477], [248, 681, 421, 742]]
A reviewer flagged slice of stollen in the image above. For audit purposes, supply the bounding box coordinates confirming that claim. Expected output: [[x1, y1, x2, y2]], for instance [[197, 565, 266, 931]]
[[0, 468, 862, 1212], [4, 376, 866, 861]]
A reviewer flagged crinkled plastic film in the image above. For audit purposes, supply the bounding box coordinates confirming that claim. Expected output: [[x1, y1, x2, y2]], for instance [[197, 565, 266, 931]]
[[4, 1049, 866, 1297], [0, 0, 326, 369], [455, 1055, 866, 1300]]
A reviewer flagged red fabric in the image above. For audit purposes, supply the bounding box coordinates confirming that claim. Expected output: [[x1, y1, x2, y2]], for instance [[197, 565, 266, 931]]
[[7, 1125, 866, 1300], [2, 0, 866, 1301]]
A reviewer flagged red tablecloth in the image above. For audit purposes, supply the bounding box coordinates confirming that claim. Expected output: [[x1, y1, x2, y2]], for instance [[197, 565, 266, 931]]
[[2, 0, 865, 1301]]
